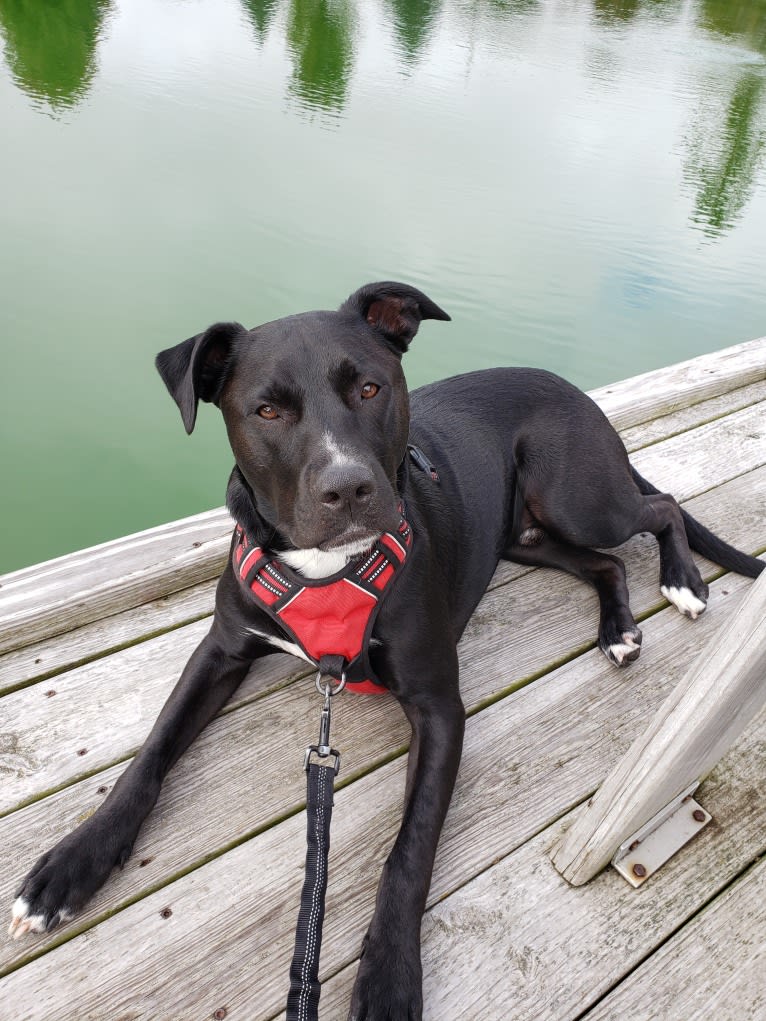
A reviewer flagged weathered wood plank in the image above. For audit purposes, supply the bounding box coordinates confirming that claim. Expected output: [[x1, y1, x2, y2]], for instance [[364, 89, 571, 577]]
[[627, 401, 765, 497], [590, 336, 766, 432], [2, 462, 762, 825], [1, 583, 763, 1020], [584, 857, 766, 1021], [1, 563, 759, 984], [552, 569, 766, 885], [0, 509, 233, 656], [0, 625, 309, 816], [0, 579, 217, 696], [619, 378, 766, 452]]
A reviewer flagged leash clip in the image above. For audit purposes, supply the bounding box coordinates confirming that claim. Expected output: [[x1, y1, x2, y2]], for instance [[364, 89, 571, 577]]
[[303, 670, 345, 774]]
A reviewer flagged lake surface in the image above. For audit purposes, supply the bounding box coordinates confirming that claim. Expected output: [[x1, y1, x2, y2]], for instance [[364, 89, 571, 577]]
[[1, 0, 765, 572]]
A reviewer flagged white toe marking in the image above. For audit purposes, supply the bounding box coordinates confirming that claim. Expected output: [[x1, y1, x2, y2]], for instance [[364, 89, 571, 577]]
[[607, 642, 636, 665], [8, 897, 46, 939], [661, 585, 707, 619], [605, 631, 640, 666], [8, 896, 28, 936]]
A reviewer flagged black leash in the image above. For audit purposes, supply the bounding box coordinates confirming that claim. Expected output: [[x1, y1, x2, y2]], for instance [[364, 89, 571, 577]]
[[285, 660, 345, 1021]]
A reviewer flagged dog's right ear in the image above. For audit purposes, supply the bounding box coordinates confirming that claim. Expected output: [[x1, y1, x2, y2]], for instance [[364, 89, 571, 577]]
[[155, 322, 246, 434]]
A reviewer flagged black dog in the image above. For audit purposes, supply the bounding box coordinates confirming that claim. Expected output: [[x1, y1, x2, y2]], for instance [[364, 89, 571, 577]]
[[10, 283, 763, 1019]]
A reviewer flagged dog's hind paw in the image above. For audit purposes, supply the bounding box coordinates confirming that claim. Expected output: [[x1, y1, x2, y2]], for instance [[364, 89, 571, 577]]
[[661, 585, 707, 620], [601, 628, 642, 667]]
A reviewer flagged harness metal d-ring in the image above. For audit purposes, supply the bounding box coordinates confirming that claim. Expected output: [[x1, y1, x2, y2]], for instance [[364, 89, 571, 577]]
[[315, 669, 346, 697]]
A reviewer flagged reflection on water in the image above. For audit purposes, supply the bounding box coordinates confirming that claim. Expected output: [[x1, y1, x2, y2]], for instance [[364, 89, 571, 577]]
[[386, 0, 441, 62], [0, 0, 111, 111], [2, 0, 766, 570], [286, 0, 354, 113], [2, 0, 761, 236], [686, 72, 766, 237], [701, 0, 766, 54], [242, 0, 279, 41], [592, 0, 643, 21]]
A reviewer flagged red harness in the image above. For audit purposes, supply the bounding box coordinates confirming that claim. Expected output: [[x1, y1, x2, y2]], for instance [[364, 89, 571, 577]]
[[233, 513, 412, 694]]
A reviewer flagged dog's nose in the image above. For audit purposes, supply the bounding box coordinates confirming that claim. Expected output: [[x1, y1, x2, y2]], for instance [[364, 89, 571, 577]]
[[316, 463, 376, 512]]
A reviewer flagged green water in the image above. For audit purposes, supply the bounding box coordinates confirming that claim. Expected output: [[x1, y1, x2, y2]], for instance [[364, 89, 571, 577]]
[[1, 0, 765, 573]]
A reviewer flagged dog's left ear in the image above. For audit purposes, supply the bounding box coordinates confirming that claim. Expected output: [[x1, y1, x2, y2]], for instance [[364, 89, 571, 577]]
[[155, 321, 246, 433], [340, 281, 450, 353]]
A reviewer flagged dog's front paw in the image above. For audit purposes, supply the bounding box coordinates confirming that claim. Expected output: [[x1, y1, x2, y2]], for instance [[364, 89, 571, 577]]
[[8, 818, 134, 940], [348, 934, 423, 1021]]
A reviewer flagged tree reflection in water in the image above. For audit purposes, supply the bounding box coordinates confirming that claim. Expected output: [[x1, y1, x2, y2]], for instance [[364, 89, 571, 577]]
[[0, 0, 111, 112], [1, 0, 765, 237]]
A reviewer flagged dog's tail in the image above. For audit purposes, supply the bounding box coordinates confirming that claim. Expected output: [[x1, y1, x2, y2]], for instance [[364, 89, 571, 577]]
[[630, 467, 763, 579]]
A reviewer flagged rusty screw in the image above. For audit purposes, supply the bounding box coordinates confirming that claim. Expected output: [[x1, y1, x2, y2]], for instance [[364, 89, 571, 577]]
[[632, 863, 647, 878], [213, 1010, 228, 1020], [77, 748, 88, 756], [160, 907, 172, 919], [139, 857, 153, 867], [692, 809, 706, 823], [45, 690, 56, 698], [97, 785, 108, 795]]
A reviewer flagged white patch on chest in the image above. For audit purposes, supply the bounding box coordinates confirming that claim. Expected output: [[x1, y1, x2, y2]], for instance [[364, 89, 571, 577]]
[[246, 628, 313, 662], [279, 534, 380, 579]]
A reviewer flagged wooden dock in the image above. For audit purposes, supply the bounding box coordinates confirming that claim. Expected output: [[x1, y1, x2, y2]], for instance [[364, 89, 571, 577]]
[[1, 339, 764, 1021]]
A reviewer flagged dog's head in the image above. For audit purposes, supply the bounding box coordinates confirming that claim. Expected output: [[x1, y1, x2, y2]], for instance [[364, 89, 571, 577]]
[[156, 282, 449, 553]]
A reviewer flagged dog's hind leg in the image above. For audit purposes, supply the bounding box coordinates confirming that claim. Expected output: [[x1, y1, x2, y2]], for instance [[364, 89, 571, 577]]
[[635, 492, 709, 618], [503, 534, 642, 666]]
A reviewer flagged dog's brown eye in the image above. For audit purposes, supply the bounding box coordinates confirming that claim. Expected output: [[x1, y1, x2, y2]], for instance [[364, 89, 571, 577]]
[[361, 383, 379, 400], [257, 405, 278, 420]]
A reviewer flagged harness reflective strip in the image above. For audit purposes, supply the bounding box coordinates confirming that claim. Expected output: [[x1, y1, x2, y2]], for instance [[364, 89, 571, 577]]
[[238, 546, 262, 576]]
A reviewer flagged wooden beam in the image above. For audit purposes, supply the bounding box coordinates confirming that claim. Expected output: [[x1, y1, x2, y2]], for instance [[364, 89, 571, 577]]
[[551, 566, 766, 886]]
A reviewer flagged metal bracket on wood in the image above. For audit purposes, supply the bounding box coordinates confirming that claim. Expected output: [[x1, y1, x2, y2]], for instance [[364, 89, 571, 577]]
[[611, 781, 712, 888]]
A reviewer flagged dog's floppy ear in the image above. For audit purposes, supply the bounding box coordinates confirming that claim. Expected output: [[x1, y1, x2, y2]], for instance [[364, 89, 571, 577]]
[[340, 281, 450, 353], [155, 321, 245, 434]]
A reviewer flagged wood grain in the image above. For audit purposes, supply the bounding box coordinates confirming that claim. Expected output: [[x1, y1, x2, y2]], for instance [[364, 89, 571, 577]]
[[590, 336, 766, 432], [552, 570, 766, 885], [585, 857, 766, 1021]]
